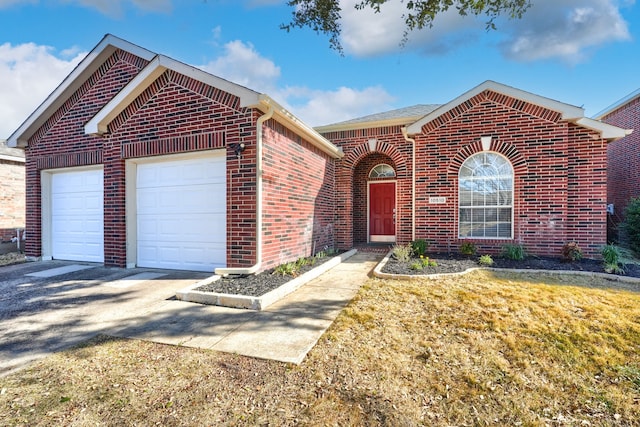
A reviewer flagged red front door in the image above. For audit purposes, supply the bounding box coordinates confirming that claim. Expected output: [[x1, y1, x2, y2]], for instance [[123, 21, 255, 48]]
[[369, 182, 396, 242]]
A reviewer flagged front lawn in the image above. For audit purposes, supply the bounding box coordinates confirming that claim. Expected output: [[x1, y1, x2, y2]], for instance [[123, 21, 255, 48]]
[[2, 270, 639, 426]]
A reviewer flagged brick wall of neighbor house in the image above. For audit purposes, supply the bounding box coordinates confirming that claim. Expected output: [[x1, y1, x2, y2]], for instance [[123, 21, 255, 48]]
[[0, 157, 25, 242], [325, 90, 608, 258], [600, 96, 640, 237], [261, 120, 336, 270]]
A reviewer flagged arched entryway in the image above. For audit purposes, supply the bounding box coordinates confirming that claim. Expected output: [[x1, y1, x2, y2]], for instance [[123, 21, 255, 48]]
[[353, 154, 397, 244]]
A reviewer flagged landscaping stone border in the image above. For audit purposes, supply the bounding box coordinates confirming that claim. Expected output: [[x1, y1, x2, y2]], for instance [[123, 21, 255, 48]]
[[176, 249, 358, 310], [373, 249, 640, 284]]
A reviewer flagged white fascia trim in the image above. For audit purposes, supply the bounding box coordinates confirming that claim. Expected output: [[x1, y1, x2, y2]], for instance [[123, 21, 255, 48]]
[[575, 117, 633, 141], [0, 154, 25, 163], [8, 34, 155, 147], [256, 95, 344, 159], [593, 87, 640, 120], [85, 54, 262, 135], [406, 80, 585, 135]]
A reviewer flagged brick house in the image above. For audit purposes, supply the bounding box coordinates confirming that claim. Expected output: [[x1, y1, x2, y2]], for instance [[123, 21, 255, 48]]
[[318, 82, 628, 259], [595, 88, 640, 241], [0, 140, 25, 246], [7, 34, 628, 272]]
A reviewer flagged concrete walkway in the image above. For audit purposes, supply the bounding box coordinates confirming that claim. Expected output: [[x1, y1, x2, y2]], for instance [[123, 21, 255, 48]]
[[0, 251, 381, 376]]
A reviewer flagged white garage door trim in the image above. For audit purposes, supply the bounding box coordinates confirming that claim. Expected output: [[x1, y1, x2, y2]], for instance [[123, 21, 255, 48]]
[[125, 150, 227, 272], [41, 166, 104, 263]]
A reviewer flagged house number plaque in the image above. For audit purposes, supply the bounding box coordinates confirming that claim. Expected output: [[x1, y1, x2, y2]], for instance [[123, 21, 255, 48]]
[[428, 197, 447, 204]]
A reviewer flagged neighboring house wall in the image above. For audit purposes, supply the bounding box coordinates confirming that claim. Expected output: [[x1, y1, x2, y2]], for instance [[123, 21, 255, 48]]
[[325, 90, 609, 258], [599, 94, 640, 241], [0, 145, 25, 243]]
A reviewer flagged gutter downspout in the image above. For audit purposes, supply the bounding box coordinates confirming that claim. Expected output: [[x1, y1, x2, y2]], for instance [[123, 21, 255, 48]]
[[215, 105, 274, 276], [401, 127, 416, 241]]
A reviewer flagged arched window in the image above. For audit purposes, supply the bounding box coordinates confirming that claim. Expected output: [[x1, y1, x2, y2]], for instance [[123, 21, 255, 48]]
[[369, 164, 396, 178], [459, 152, 513, 239]]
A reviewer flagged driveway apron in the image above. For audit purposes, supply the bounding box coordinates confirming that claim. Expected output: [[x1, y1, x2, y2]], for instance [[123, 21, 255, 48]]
[[0, 252, 380, 376]]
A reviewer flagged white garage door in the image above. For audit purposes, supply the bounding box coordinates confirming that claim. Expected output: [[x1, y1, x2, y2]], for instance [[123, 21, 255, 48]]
[[136, 153, 226, 272], [51, 168, 104, 263]]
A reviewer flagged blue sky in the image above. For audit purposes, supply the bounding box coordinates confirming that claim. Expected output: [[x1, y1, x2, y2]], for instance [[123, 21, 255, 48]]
[[1, 0, 638, 139]]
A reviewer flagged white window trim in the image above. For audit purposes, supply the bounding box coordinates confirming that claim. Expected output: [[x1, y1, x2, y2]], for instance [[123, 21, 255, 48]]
[[458, 152, 514, 240]]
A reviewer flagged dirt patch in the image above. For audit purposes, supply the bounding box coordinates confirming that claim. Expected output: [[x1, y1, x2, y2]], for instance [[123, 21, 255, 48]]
[[381, 253, 640, 278]]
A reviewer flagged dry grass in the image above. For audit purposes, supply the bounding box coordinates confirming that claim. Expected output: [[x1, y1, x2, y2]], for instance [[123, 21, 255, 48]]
[[0, 252, 25, 266], [2, 270, 640, 426]]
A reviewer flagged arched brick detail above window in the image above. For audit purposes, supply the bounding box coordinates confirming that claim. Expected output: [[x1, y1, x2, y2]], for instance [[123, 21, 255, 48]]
[[447, 139, 528, 175], [341, 141, 408, 178]]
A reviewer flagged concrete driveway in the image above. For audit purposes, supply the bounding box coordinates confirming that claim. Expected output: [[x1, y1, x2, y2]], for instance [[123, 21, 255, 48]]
[[0, 252, 380, 377], [0, 260, 212, 376]]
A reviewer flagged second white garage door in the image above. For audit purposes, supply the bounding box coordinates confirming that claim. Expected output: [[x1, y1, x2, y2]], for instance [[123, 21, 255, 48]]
[[136, 153, 226, 272]]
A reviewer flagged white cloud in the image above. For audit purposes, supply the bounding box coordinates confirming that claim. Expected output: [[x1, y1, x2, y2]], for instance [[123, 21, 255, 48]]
[[199, 40, 281, 92], [0, 0, 34, 7], [499, 0, 631, 62], [81, 0, 170, 15], [340, 0, 482, 57], [197, 38, 394, 126], [337, 0, 631, 62], [0, 42, 85, 139], [278, 85, 395, 126]]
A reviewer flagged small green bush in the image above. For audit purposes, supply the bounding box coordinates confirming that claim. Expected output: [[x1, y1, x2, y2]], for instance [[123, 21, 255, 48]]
[[410, 261, 423, 271], [273, 261, 297, 277], [622, 197, 640, 254], [478, 254, 494, 266], [420, 255, 437, 268], [602, 244, 625, 275], [411, 239, 429, 257], [501, 244, 526, 261], [459, 242, 477, 256], [601, 243, 621, 265], [561, 242, 583, 262], [392, 244, 412, 263]]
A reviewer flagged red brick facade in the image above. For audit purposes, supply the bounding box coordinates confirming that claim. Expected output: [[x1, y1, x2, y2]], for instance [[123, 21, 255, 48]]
[[599, 94, 640, 241], [323, 90, 609, 258]]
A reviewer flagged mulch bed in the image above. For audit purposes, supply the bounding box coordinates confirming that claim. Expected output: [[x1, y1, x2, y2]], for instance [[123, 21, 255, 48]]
[[196, 251, 640, 298], [381, 253, 640, 278], [195, 253, 339, 297]]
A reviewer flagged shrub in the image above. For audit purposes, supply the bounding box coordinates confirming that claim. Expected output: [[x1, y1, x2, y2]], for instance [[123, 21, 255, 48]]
[[273, 261, 297, 277], [420, 255, 437, 268], [622, 197, 640, 254], [459, 242, 477, 256], [410, 261, 423, 271], [411, 239, 429, 257], [478, 254, 494, 266], [561, 242, 583, 262], [392, 244, 412, 263], [501, 244, 526, 261], [602, 244, 625, 275]]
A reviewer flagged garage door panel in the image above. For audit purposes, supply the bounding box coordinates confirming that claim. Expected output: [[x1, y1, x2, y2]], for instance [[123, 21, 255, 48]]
[[136, 153, 226, 271], [51, 169, 104, 263]]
